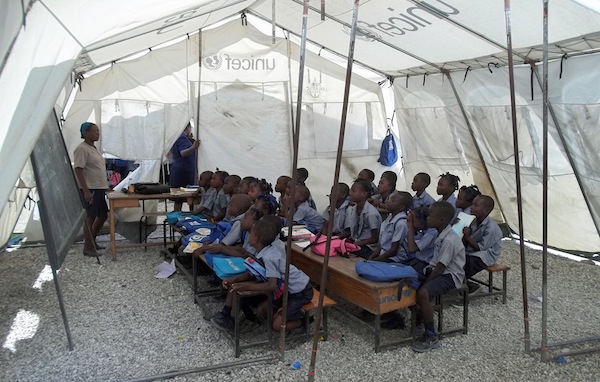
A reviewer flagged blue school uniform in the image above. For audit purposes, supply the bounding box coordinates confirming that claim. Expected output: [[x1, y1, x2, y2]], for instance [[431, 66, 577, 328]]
[[220, 213, 244, 246], [346, 201, 382, 251], [212, 188, 229, 217], [377, 212, 409, 262], [425, 225, 465, 289], [413, 191, 436, 209], [321, 198, 351, 235], [199, 187, 217, 213], [293, 200, 324, 232], [466, 216, 502, 266], [256, 243, 310, 294], [241, 231, 256, 256], [413, 227, 437, 264]]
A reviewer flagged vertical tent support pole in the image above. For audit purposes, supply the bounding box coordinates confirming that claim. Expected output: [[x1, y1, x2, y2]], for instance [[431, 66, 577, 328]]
[[308, 1, 359, 381], [272, 0, 276, 44], [279, 0, 310, 363], [504, 0, 531, 353], [540, 0, 550, 363], [195, 29, 202, 182]]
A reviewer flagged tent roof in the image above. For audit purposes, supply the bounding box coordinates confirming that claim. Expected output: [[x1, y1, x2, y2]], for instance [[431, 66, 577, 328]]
[[38, 0, 600, 77]]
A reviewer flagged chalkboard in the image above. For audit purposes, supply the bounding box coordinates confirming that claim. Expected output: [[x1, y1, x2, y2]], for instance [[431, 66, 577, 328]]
[[31, 112, 86, 269]]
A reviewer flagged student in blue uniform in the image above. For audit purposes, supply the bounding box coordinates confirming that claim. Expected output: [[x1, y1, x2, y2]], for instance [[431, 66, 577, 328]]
[[321, 183, 351, 236], [462, 195, 503, 280], [369, 191, 412, 262], [411, 172, 436, 209], [411, 201, 465, 353]]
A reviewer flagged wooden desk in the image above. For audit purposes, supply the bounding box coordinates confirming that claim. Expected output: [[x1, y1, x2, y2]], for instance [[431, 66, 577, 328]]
[[291, 244, 416, 352], [107, 191, 196, 261]]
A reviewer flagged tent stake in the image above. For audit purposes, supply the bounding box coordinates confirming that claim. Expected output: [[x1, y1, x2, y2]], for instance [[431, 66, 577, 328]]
[[504, 0, 531, 354], [307, 1, 360, 381]]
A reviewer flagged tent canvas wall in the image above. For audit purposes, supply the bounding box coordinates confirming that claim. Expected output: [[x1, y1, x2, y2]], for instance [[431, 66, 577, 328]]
[[1, 0, 600, 253]]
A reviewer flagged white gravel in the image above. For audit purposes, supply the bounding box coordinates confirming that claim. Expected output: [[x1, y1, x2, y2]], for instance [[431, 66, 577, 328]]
[[1, 238, 599, 382]]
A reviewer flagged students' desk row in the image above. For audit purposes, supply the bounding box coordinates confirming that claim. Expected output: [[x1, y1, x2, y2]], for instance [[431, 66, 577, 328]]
[[107, 191, 197, 261], [290, 243, 417, 352]]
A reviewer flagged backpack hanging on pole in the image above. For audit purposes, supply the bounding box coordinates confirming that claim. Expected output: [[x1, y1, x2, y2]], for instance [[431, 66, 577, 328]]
[[378, 128, 398, 166]]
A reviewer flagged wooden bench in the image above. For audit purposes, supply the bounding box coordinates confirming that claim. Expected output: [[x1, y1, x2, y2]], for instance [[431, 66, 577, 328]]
[[468, 264, 510, 304], [300, 288, 337, 340]]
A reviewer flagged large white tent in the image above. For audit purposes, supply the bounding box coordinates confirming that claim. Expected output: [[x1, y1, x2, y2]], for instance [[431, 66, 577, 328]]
[[1, 0, 600, 252]]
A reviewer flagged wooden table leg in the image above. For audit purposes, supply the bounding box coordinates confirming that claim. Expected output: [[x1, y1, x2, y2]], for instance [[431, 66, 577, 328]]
[[109, 199, 117, 261]]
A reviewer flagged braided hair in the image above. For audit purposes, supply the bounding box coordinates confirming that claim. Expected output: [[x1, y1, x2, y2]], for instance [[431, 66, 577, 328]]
[[439, 172, 460, 191], [250, 178, 273, 195], [255, 193, 279, 215], [459, 185, 481, 203]]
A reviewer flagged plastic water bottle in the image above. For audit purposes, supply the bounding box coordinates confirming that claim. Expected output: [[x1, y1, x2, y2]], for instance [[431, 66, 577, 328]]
[[290, 360, 301, 370]]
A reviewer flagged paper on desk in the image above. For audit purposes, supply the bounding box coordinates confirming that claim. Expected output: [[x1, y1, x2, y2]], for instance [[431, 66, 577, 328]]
[[452, 212, 476, 239], [154, 259, 176, 279], [295, 240, 312, 249], [183, 241, 203, 254]]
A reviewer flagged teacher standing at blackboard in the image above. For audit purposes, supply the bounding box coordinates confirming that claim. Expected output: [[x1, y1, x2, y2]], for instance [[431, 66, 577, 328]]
[[74, 122, 109, 257]]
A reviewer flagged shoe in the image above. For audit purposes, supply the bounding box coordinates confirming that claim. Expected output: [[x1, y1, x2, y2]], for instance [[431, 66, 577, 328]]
[[411, 332, 440, 353], [468, 281, 483, 296], [176, 254, 192, 265], [211, 312, 235, 332]]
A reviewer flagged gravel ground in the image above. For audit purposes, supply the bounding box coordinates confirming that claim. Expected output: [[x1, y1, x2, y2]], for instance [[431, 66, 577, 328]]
[[1, 237, 599, 382]]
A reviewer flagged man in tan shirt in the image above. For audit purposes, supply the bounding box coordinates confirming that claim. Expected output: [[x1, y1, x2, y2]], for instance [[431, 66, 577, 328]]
[[74, 122, 109, 257]]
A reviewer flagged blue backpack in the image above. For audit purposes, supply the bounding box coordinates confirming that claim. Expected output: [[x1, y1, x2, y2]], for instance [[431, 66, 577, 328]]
[[355, 261, 417, 282], [244, 257, 285, 299], [212, 257, 247, 279], [378, 129, 398, 166], [181, 221, 232, 246]]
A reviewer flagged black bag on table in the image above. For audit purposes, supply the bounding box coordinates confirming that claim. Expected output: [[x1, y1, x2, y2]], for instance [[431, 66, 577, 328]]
[[133, 182, 171, 194]]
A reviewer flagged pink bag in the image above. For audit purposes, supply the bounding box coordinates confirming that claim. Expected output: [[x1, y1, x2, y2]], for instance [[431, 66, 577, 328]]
[[307, 233, 360, 257]]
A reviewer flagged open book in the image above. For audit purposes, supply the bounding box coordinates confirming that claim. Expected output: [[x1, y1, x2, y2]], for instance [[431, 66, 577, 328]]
[[452, 212, 476, 239]]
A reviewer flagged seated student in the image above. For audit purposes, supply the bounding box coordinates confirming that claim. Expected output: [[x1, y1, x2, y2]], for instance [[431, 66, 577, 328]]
[[210, 215, 313, 333], [462, 195, 503, 283], [411, 172, 436, 209], [190, 170, 228, 220], [197, 170, 214, 201], [370, 171, 399, 216], [321, 183, 351, 236], [339, 179, 382, 259], [195, 194, 252, 255], [236, 176, 256, 195], [369, 191, 412, 262], [357, 168, 377, 197], [436, 172, 460, 210], [296, 167, 317, 210], [274, 175, 291, 211], [287, 185, 324, 233], [411, 201, 465, 353], [402, 206, 437, 274], [201, 206, 265, 262], [247, 178, 273, 203], [220, 175, 241, 221], [455, 184, 481, 216], [254, 193, 279, 216]]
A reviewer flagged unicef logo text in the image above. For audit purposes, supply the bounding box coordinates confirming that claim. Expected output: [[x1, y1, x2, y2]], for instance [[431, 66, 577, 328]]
[[202, 54, 275, 71]]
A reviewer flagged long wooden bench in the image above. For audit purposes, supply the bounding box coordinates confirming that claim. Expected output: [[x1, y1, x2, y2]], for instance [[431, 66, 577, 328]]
[[468, 264, 510, 304]]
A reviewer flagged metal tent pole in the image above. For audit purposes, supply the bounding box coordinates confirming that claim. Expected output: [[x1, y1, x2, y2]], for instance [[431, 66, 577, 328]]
[[278, 0, 310, 363], [504, 0, 531, 353], [308, 1, 359, 381], [195, 29, 202, 182], [540, 0, 550, 363]]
